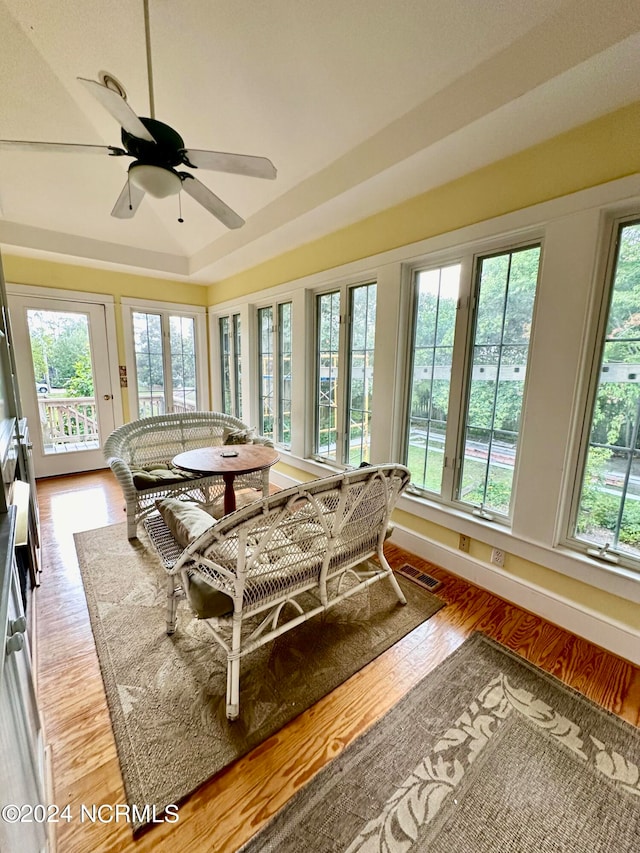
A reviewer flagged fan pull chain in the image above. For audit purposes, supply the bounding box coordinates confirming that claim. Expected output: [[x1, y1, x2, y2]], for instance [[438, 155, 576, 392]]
[[178, 192, 184, 223], [127, 174, 133, 211]]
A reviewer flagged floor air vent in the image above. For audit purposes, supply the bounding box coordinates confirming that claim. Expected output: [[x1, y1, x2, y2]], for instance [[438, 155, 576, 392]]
[[395, 563, 442, 592]]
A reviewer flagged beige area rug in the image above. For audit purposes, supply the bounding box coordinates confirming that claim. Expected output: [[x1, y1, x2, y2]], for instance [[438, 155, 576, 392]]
[[73, 522, 444, 834], [240, 632, 640, 852]]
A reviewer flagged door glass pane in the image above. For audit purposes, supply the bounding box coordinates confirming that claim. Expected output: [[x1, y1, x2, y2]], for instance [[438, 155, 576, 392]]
[[27, 309, 99, 454], [406, 264, 460, 492], [133, 312, 165, 417], [458, 245, 540, 515], [169, 315, 197, 413], [348, 284, 376, 466], [316, 292, 341, 460]]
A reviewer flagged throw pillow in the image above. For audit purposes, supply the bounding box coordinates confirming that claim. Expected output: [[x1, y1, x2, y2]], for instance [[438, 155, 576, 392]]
[[155, 497, 215, 548], [223, 426, 255, 445]]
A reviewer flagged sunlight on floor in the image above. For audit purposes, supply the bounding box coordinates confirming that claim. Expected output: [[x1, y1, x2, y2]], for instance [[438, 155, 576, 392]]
[[50, 487, 113, 534]]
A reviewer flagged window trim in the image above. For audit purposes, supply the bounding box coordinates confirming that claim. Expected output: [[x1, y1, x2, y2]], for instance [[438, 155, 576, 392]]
[[563, 211, 640, 572], [312, 279, 377, 467], [255, 297, 293, 449], [121, 297, 208, 419], [401, 238, 543, 525], [207, 176, 640, 601]]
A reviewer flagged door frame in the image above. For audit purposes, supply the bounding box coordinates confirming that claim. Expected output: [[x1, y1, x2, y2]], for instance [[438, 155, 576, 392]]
[[6, 283, 123, 473], [121, 296, 209, 419]]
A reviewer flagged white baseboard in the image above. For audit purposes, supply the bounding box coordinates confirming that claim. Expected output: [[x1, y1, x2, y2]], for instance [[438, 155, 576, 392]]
[[272, 469, 639, 664], [392, 524, 640, 666]]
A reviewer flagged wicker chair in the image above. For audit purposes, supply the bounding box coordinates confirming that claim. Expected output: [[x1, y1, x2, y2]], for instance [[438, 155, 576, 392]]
[[145, 463, 411, 720], [104, 411, 273, 538]]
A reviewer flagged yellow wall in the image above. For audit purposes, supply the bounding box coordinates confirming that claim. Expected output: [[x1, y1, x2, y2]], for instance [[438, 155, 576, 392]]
[[208, 102, 640, 303], [214, 103, 640, 636], [3, 102, 639, 636], [3, 256, 209, 420]]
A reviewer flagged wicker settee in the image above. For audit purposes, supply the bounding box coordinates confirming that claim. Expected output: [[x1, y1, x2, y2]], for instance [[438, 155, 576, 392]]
[[145, 463, 411, 720], [104, 411, 273, 538]]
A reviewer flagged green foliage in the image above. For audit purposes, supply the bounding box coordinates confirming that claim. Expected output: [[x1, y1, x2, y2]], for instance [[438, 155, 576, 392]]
[[66, 353, 94, 397], [28, 310, 90, 388]]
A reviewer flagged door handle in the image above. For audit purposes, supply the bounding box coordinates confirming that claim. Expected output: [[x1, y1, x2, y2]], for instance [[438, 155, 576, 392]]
[[9, 616, 27, 635], [103, 394, 113, 401], [6, 632, 25, 655]]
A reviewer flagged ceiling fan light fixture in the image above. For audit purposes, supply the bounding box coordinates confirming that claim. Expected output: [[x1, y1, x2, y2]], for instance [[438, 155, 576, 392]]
[[128, 163, 181, 198]]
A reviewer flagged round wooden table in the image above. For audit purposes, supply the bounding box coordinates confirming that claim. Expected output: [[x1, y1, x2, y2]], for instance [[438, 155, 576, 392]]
[[172, 444, 279, 515]]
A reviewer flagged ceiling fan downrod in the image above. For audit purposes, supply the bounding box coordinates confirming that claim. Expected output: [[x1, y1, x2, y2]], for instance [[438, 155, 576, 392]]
[[143, 0, 155, 120]]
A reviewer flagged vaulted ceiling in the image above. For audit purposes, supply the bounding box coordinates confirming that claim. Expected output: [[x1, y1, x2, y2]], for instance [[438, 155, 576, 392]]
[[1, 0, 639, 283]]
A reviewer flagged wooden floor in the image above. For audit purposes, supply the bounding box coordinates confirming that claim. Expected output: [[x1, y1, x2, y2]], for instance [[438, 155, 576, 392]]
[[34, 470, 640, 853]]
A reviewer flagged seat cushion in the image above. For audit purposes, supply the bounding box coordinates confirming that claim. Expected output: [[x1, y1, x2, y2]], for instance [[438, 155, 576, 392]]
[[185, 572, 234, 619], [155, 497, 215, 548], [132, 464, 199, 489]]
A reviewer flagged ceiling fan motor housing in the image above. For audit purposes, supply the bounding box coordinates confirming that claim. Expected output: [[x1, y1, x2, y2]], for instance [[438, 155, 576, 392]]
[[121, 117, 185, 168]]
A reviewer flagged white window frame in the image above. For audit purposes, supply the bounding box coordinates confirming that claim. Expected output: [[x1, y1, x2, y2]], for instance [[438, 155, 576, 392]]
[[256, 298, 293, 448], [121, 297, 208, 419], [218, 311, 242, 419], [207, 177, 640, 605], [312, 279, 377, 467], [401, 237, 542, 524], [563, 211, 640, 574]]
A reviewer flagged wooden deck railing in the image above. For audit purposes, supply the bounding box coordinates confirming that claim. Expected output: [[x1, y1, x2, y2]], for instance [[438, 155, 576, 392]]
[[39, 394, 198, 447], [39, 397, 100, 445], [137, 394, 197, 418]]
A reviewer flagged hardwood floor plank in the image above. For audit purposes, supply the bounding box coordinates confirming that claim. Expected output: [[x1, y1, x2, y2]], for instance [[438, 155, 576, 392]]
[[33, 470, 640, 852]]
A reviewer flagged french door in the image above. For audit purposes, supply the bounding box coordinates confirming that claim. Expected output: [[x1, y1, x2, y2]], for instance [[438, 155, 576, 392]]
[[122, 298, 208, 419], [7, 291, 118, 478]]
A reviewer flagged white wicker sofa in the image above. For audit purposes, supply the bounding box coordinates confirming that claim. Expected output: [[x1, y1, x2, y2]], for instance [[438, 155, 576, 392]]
[[104, 411, 273, 538], [145, 463, 411, 720]]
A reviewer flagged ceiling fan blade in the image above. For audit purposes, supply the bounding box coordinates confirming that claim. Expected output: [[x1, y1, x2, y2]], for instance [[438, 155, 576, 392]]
[[180, 149, 277, 180], [181, 176, 244, 229], [111, 180, 145, 219], [78, 78, 155, 143], [0, 140, 126, 156]]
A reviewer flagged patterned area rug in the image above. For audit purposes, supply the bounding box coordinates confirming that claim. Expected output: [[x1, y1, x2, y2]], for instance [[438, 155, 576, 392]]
[[73, 522, 444, 834], [240, 632, 640, 852]]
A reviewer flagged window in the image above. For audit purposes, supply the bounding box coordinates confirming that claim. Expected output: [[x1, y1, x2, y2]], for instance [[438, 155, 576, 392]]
[[573, 219, 640, 562], [257, 302, 292, 447], [278, 303, 292, 447], [219, 313, 242, 418], [315, 282, 376, 466], [220, 316, 232, 414], [128, 305, 204, 418], [406, 264, 460, 494], [404, 244, 541, 519]]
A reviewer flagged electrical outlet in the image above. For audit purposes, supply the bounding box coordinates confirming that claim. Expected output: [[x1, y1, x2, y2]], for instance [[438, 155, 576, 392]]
[[458, 534, 470, 552], [491, 547, 505, 567]]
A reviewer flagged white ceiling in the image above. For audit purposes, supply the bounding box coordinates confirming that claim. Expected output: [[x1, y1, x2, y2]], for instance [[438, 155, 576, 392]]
[[0, 0, 639, 284]]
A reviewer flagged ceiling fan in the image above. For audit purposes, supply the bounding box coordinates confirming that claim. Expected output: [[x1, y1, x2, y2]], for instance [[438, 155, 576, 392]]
[[0, 4, 276, 229]]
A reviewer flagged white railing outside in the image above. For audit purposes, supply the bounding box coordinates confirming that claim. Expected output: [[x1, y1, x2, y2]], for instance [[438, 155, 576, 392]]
[[38, 393, 198, 452], [39, 397, 99, 447], [137, 392, 197, 419]]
